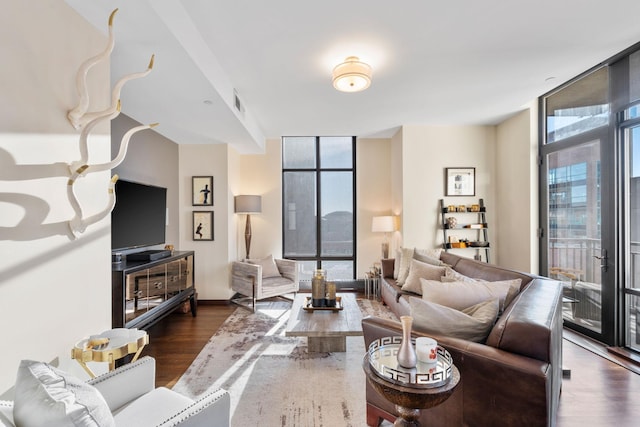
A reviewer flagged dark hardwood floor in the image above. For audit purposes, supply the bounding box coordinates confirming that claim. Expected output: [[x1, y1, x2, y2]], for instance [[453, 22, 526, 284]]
[[143, 301, 640, 427]]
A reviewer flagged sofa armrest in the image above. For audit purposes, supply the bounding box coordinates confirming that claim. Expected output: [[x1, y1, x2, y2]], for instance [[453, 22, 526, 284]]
[[88, 356, 156, 412], [381, 258, 395, 279], [157, 388, 230, 427], [275, 258, 298, 286], [486, 278, 563, 363], [0, 400, 13, 427]]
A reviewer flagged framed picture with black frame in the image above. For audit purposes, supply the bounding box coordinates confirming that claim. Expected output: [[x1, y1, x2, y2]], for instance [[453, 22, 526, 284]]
[[193, 211, 213, 241], [192, 176, 213, 206], [445, 167, 475, 196]]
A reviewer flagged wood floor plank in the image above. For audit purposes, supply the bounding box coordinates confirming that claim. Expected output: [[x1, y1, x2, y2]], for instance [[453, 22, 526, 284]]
[[143, 301, 640, 426]]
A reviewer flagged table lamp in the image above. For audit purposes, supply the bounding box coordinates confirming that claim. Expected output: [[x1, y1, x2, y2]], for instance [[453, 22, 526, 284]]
[[372, 216, 396, 259], [235, 195, 262, 260]]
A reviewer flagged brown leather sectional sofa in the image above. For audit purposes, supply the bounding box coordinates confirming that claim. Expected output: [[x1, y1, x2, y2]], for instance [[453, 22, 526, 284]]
[[362, 252, 563, 427]]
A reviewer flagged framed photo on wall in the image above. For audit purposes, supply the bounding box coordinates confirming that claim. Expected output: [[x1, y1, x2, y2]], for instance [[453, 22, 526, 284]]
[[192, 176, 213, 206], [445, 167, 475, 196], [193, 211, 213, 241]]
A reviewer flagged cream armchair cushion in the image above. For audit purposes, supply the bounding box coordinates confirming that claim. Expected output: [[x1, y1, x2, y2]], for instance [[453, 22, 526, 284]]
[[231, 257, 298, 310]]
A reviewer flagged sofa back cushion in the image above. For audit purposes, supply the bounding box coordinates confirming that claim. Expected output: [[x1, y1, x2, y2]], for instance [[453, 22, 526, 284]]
[[440, 252, 534, 289]]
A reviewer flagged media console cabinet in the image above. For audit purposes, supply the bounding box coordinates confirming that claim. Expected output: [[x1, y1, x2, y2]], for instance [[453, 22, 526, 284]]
[[112, 250, 196, 329]]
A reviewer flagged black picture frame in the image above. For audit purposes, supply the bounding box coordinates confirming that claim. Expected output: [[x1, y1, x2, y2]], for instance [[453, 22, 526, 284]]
[[192, 176, 213, 206], [193, 211, 213, 241], [445, 167, 475, 196]]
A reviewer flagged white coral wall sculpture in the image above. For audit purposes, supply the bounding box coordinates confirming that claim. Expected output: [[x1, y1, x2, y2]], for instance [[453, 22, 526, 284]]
[[66, 8, 157, 238]]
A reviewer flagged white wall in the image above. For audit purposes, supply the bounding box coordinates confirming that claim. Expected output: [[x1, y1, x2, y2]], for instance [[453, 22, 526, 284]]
[[178, 143, 231, 300], [0, 1, 112, 392], [496, 107, 539, 272], [357, 138, 393, 276], [233, 139, 283, 260], [398, 125, 498, 260]]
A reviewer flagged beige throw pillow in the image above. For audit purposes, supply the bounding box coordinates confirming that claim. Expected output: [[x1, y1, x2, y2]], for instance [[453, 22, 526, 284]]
[[410, 297, 500, 342], [396, 247, 415, 284], [441, 267, 484, 283], [248, 254, 281, 278], [400, 259, 446, 295], [420, 278, 521, 312]]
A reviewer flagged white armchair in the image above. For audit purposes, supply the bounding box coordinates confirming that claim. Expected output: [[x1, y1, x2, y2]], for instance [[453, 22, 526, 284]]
[[0, 356, 229, 427], [231, 257, 298, 311]]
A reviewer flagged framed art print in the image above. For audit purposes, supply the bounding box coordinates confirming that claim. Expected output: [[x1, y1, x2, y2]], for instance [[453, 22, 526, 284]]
[[445, 167, 475, 196], [193, 211, 213, 241], [192, 176, 213, 206]]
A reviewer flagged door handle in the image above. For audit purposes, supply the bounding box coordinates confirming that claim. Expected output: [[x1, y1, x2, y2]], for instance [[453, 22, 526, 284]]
[[594, 249, 608, 272]]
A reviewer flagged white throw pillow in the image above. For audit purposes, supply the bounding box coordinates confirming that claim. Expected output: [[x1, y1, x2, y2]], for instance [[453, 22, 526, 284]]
[[414, 247, 442, 260], [396, 248, 415, 285], [248, 254, 281, 278], [401, 259, 446, 295], [13, 360, 115, 427], [410, 297, 500, 342], [420, 278, 521, 313]]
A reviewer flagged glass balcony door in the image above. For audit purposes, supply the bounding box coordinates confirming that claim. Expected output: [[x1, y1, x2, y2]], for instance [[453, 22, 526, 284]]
[[622, 115, 640, 352]]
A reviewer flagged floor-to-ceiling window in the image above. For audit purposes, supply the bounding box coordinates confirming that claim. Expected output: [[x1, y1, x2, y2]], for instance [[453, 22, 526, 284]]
[[282, 136, 356, 282]]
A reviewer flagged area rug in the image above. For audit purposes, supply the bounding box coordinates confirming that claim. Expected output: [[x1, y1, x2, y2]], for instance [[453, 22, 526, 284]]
[[172, 297, 397, 427]]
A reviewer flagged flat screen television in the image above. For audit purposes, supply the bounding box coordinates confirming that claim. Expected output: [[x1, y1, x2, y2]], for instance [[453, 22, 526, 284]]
[[111, 179, 167, 251]]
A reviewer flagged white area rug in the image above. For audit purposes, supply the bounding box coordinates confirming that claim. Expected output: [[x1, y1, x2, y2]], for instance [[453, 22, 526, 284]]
[[172, 297, 396, 427]]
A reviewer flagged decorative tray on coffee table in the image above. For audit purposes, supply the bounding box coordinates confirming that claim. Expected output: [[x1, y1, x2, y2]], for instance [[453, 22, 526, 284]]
[[303, 296, 343, 312], [367, 336, 454, 388]]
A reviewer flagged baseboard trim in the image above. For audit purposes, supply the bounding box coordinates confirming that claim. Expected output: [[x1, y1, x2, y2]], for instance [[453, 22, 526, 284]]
[[197, 299, 232, 306]]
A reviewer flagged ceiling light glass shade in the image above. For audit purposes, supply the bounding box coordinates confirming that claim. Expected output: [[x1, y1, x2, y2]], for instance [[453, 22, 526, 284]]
[[332, 56, 372, 92]]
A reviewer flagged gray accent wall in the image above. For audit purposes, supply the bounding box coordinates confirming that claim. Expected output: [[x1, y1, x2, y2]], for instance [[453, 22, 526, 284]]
[[111, 114, 179, 251]]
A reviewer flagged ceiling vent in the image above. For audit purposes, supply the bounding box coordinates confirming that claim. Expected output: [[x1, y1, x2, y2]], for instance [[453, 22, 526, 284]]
[[233, 89, 245, 115]]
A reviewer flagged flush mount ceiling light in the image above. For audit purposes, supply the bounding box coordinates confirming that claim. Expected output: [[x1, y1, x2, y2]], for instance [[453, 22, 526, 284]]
[[332, 56, 372, 92]]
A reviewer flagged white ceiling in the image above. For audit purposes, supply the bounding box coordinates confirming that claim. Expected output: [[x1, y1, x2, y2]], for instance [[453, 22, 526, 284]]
[[65, 0, 640, 154]]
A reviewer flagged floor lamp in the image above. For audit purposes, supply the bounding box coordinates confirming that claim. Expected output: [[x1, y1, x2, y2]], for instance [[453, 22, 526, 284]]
[[372, 216, 396, 259], [235, 195, 262, 260]]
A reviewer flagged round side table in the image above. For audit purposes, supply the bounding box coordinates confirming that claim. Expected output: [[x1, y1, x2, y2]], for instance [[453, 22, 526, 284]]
[[362, 337, 460, 427]]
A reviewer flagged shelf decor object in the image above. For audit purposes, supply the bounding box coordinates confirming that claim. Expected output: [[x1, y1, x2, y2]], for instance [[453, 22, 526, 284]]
[[445, 167, 475, 196], [440, 198, 490, 262], [192, 176, 213, 206], [234, 195, 262, 259]]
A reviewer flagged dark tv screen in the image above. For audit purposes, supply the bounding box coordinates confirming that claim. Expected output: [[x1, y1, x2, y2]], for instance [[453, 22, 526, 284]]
[[111, 179, 166, 251]]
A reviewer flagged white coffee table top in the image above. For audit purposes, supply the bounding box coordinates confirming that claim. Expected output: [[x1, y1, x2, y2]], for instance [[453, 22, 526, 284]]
[[285, 293, 363, 338]]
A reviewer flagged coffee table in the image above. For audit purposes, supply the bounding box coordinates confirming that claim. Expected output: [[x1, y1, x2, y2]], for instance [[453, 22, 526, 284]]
[[285, 292, 363, 352]]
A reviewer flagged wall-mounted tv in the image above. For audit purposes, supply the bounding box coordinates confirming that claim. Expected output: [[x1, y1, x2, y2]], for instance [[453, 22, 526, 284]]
[[111, 179, 167, 252]]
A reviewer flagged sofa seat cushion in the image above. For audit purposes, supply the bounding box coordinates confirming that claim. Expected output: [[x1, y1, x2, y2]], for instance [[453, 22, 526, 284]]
[[401, 259, 447, 295], [13, 360, 115, 427], [113, 387, 192, 426], [410, 297, 500, 342], [420, 278, 521, 312]]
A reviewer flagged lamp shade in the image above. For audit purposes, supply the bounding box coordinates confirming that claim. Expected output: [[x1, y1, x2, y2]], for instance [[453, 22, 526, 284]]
[[332, 56, 372, 92], [234, 195, 262, 214], [372, 216, 395, 233]]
